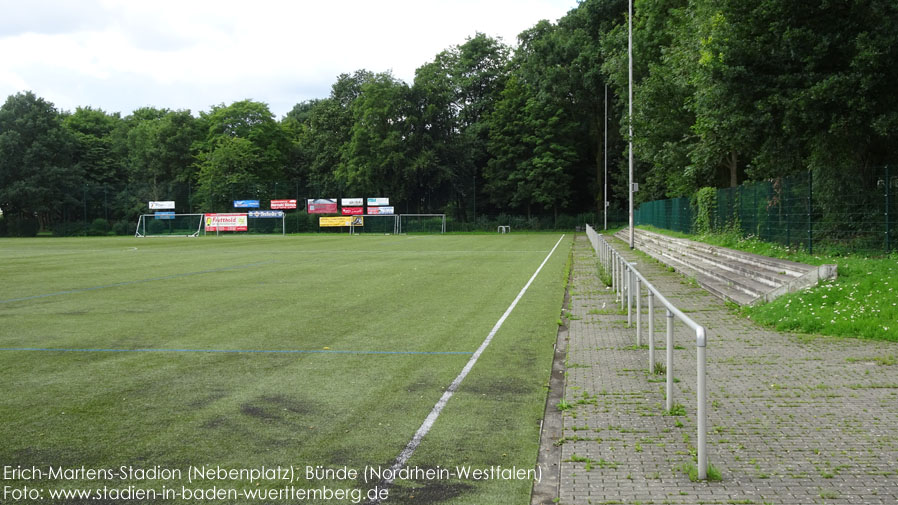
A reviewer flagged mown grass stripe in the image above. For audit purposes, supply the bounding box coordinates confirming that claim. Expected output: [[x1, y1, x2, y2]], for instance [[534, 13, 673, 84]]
[[0, 347, 472, 356], [0, 261, 273, 304]]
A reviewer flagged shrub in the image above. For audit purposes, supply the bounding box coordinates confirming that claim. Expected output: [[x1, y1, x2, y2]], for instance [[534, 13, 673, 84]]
[[88, 218, 110, 236], [691, 187, 717, 235], [112, 220, 133, 236]]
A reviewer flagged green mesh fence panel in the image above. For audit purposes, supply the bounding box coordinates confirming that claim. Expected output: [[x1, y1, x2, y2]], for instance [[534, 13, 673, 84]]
[[635, 197, 691, 234], [634, 167, 895, 253], [399, 214, 445, 234]]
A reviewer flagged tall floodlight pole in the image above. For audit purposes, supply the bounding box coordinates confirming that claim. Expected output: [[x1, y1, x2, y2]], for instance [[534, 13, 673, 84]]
[[628, 0, 635, 249], [604, 84, 608, 231]]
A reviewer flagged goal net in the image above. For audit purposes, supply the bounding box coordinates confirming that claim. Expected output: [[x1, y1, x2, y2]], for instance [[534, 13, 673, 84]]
[[135, 214, 204, 237], [351, 215, 399, 235], [399, 214, 446, 234]]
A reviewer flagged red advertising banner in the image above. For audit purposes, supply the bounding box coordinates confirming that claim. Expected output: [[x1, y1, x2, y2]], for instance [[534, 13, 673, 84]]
[[270, 199, 297, 210], [307, 199, 338, 214], [204, 213, 248, 232], [341, 207, 364, 215]]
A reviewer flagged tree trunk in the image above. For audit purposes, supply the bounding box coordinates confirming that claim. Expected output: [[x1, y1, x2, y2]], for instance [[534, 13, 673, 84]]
[[729, 151, 738, 187]]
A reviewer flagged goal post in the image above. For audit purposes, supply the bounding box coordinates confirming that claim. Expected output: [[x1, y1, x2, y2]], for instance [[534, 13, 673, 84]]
[[350, 214, 399, 235], [399, 214, 446, 234], [135, 213, 204, 237], [246, 210, 286, 236]]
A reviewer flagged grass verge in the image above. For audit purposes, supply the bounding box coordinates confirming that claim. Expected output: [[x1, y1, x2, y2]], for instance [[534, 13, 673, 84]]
[[638, 225, 898, 342]]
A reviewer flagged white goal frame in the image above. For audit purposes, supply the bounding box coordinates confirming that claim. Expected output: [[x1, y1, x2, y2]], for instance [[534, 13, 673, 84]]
[[399, 214, 446, 234], [135, 213, 204, 237], [349, 214, 400, 235]]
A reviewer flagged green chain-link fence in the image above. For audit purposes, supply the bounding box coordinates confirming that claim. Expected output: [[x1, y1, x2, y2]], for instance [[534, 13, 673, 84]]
[[635, 167, 897, 254]]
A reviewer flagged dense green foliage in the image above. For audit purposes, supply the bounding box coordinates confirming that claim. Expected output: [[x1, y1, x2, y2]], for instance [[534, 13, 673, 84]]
[[1, 0, 895, 235], [690, 187, 716, 235]]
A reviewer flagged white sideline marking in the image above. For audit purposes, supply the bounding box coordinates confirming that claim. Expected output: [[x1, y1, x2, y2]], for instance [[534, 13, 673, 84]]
[[372, 234, 566, 498]]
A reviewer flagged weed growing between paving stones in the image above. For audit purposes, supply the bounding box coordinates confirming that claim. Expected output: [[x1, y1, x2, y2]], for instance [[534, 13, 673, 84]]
[[678, 461, 722, 482], [588, 306, 626, 315], [596, 259, 613, 286], [566, 454, 620, 471], [846, 354, 896, 366], [665, 403, 687, 416]]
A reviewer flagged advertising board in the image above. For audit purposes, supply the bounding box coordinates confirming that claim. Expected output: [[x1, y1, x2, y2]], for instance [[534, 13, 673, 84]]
[[204, 213, 248, 232], [341, 198, 364, 207], [233, 200, 260, 208], [367, 206, 395, 215], [319, 216, 364, 227], [248, 210, 285, 218], [270, 199, 297, 210], [308, 199, 338, 214]]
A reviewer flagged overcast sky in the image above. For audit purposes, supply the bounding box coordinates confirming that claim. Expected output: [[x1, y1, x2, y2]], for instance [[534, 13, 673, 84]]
[[0, 0, 578, 118]]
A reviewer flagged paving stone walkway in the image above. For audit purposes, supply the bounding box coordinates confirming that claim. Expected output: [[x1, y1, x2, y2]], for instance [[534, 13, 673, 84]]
[[555, 234, 898, 505]]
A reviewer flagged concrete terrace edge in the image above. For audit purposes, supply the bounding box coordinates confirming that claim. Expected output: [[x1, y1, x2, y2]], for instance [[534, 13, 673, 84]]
[[615, 228, 837, 305]]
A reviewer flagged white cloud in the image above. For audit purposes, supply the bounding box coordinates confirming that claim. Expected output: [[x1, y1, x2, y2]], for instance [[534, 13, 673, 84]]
[[0, 0, 576, 117]]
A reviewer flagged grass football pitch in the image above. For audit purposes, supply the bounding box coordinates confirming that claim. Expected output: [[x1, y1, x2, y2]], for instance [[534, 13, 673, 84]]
[[0, 233, 570, 504]]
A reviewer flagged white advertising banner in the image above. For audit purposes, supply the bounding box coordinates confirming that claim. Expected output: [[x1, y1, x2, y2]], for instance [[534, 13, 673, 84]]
[[341, 198, 364, 207], [149, 201, 176, 210], [366, 197, 389, 207], [204, 213, 248, 232]]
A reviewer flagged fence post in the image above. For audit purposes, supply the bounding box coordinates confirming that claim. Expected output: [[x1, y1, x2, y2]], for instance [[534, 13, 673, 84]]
[[627, 267, 633, 327], [635, 278, 641, 346], [619, 257, 624, 301], [612, 252, 617, 295], [666, 310, 674, 412], [697, 329, 708, 481], [648, 291, 655, 373], [83, 185, 88, 235], [754, 183, 759, 237], [807, 170, 813, 254], [786, 181, 790, 248], [886, 165, 891, 254]]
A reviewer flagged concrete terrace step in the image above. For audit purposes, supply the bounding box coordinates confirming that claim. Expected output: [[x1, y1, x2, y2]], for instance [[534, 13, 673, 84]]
[[636, 230, 812, 279], [631, 236, 772, 301], [657, 254, 759, 306], [613, 228, 837, 305], [631, 231, 792, 289]]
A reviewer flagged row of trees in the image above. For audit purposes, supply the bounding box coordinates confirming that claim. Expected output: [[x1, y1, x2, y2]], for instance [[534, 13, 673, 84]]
[[1, 0, 895, 235]]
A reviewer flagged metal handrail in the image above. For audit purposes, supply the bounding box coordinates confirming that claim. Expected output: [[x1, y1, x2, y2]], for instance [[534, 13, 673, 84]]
[[585, 224, 708, 480]]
